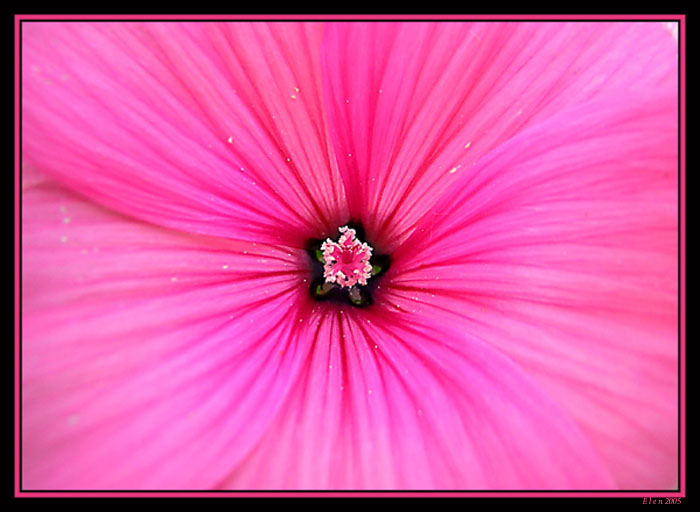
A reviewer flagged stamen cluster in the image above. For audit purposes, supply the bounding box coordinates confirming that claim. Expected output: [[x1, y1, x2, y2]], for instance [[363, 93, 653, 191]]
[[321, 226, 374, 288]]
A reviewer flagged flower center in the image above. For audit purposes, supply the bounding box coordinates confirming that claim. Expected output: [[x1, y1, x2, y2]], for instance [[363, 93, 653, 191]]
[[306, 221, 390, 308], [321, 226, 373, 288]]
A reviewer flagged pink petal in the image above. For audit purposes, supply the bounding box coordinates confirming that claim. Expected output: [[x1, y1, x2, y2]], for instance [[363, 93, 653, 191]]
[[387, 93, 679, 489], [22, 167, 615, 490], [22, 23, 346, 247], [216, 306, 614, 489], [22, 171, 317, 489], [321, 22, 677, 253]]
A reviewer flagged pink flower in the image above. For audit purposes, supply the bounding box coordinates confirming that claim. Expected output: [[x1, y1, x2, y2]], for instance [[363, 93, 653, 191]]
[[21, 21, 678, 490]]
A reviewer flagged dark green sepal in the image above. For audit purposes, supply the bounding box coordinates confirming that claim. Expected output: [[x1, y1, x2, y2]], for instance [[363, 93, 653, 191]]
[[369, 253, 390, 278], [315, 248, 325, 263], [314, 281, 334, 297], [347, 286, 372, 308]]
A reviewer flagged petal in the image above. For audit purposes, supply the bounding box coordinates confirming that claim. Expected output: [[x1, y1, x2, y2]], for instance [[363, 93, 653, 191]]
[[22, 22, 346, 247], [22, 172, 319, 489], [321, 22, 677, 252], [387, 94, 679, 489], [216, 305, 614, 489]]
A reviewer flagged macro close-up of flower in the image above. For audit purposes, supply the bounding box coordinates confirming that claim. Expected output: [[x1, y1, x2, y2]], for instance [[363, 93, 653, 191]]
[[21, 20, 679, 491]]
